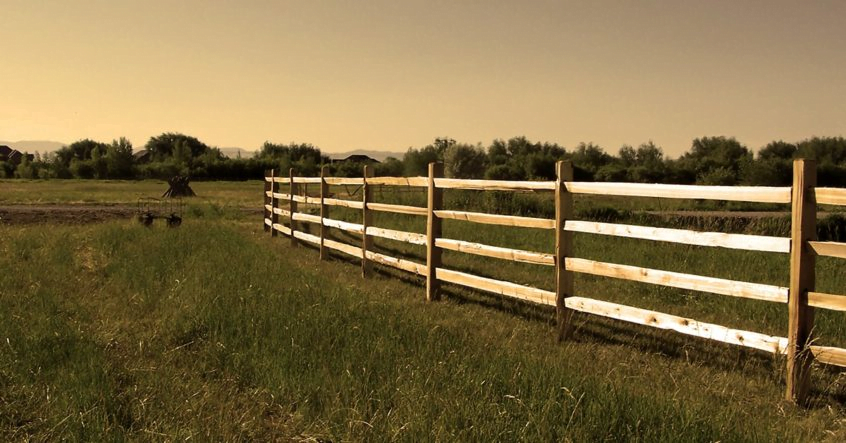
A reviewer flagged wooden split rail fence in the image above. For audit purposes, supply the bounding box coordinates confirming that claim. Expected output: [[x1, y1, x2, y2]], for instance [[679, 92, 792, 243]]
[[263, 159, 846, 405]]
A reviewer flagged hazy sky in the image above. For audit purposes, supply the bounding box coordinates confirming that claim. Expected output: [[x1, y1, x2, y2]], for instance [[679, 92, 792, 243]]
[[2, 0, 844, 156]]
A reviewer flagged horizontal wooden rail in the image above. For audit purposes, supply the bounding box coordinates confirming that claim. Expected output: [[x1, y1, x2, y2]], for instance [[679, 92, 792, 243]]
[[272, 223, 291, 236], [367, 176, 428, 187], [292, 212, 321, 224], [366, 251, 427, 275], [808, 291, 846, 312], [564, 296, 789, 355], [367, 202, 428, 216], [810, 345, 846, 367], [323, 197, 365, 209], [808, 241, 846, 259], [436, 267, 556, 306], [435, 210, 555, 229], [273, 207, 291, 218], [366, 226, 427, 245], [564, 257, 788, 303], [435, 178, 555, 191], [323, 177, 364, 185], [322, 238, 361, 258], [291, 177, 322, 184], [322, 217, 365, 234], [564, 220, 790, 253], [293, 230, 321, 245], [563, 182, 791, 203], [264, 217, 271, 227], [816, 187, 846, 206], [435, 238, 554, 266]]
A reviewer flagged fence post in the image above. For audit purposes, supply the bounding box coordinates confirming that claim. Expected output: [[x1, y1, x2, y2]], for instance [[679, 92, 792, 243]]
[[289, 168, 298, 248], [263, 169, 271, 232], [556, 161, 575, 341], [270, 169, 279, 237], [786, 159, 817, 405], [320, 166, 329, 260], [426, 162, 444, 301], [362, 165, 374, 277]]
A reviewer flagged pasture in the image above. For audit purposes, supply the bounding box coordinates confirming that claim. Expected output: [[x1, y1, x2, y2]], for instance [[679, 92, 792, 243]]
[[1, 178, 845, 440]]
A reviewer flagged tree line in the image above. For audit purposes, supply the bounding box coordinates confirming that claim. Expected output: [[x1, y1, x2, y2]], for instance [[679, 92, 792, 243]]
[[2, 133, 845, 186]]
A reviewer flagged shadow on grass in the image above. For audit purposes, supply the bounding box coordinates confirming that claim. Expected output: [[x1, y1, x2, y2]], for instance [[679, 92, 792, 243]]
[[271, 225, 845, 408]]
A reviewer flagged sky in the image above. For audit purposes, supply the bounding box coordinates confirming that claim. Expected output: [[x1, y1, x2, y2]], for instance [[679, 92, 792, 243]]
[[1, 0, 845, 157]]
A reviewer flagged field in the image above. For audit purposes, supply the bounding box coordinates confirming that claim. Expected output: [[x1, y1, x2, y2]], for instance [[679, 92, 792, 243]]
[[2, 179, 846, 440]]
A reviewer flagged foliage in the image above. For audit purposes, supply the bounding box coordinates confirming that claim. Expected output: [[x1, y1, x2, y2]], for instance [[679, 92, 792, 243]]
[[443, 143, 487, 178], [5, 133, 846, 186]]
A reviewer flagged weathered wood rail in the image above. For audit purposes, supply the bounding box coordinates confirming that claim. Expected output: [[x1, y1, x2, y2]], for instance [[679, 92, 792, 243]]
[[263, 159, 846, 405]]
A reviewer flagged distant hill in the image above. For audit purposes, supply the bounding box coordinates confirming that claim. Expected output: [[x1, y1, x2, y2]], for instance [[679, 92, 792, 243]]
[[0, 140, 65, 153], [218, 147, 256, 158], [328, 149, 405, 162]]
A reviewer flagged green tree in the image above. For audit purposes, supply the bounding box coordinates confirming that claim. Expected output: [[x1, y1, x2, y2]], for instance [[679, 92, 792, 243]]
[[375, 157, 404, 176], [257, 141, 328, 176], [402, 146, 441, 176], [444, 143, 487, 179], [13, 153, 36, 179], [106, 137, 135, 178], [145, 133, 210, 161], [570, 142, 611, 180], [679, 136, 751, 185]]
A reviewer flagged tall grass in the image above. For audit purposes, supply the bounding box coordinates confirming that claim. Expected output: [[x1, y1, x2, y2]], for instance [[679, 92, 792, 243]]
[[2, 220, 845, 440]]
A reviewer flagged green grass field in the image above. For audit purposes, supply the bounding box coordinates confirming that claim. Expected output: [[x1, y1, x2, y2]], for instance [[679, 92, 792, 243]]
[[2, 179, 845, 440]]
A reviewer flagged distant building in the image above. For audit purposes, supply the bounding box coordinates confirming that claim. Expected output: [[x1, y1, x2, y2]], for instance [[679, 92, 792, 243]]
[[331, 154, 380, 164], [0, 145, 12, 162], [0, 145, 33, 165], [133, 150, 153, 164]]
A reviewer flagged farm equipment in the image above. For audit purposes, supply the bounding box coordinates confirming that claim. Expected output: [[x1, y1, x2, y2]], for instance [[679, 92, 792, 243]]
[[136, 197, 183, 227]]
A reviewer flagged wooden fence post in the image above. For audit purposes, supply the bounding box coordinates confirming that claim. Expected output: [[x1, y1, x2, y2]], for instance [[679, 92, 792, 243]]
[[362, 165, 374, 277], [289, 168, 298, 248], [426, 162, 444, 301], [270, 169, 279, 237], [786, 159, 817, 404], [320, 166, 329, 260], [556, 161, 575, 341], [263, 169, 271, 232]]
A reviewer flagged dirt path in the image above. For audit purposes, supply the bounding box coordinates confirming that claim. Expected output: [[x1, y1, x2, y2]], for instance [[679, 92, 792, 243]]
[[0, 204, 262, 225], [0, 204, 139, 225]]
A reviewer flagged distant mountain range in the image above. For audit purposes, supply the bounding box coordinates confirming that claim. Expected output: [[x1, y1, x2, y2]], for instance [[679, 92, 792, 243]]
[[327, 149, 405, 161], [218, 147, 256, 158], [219, 148, 405, 161], [0, 140, 66, 153]]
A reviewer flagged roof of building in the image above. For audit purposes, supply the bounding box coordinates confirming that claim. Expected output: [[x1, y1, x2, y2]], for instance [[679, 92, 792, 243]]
[[335, 154, 380, 163]]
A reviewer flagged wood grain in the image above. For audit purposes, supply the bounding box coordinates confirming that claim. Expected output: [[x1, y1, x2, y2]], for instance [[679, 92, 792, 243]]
[[436, 268, 556, 306], [815, 187, 846, 206], [564, 220, 790, 253], [434, 178, 555, 191], [367, 226, 427, 245], [563, 182, 791, 203], [435, 210, 555, 229], [367, 202, 428, 216], [435, 238, 553, 265], [565, 257, 788, 303]]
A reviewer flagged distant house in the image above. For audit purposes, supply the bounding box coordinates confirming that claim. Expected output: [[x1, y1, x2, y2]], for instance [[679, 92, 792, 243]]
[[133, 149, 153, 164], [0, 145, 33, 165], [331, 154, 380, 164], [0, 145, 12, 162]]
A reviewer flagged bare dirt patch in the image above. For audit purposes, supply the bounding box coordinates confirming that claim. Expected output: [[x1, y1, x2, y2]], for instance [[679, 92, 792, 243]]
[[0, 204, 139, 225]]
